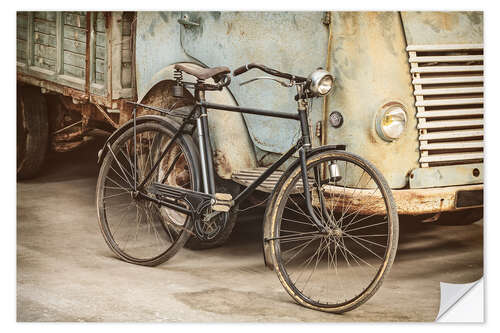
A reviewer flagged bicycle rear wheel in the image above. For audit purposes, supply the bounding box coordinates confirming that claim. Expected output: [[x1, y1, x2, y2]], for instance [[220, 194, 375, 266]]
[[96, 121, 200, 266], [266, 149, 398, 313]]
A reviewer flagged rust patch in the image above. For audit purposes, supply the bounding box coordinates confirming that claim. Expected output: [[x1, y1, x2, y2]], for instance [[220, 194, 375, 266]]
[[316, 183, 483, 215], [213, 149, 231, 177], [139, 80, 194, 117], [51, 139, 87, 153], [422, 12, 459, 33]]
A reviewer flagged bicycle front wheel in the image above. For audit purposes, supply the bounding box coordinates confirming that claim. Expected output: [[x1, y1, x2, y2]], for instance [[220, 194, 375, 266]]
[[96, 121, 200, 266], [267, 149, 398, 313]]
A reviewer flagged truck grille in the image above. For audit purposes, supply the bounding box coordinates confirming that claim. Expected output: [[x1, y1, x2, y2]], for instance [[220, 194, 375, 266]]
[[407, 44, 484, 167]]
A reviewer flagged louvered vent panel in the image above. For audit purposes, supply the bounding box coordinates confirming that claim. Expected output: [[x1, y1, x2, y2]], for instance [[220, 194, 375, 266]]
[[407, 44, 484, 167]]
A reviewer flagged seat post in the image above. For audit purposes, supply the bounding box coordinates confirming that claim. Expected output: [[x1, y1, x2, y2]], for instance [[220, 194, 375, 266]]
[[195, 83, 216, 194]]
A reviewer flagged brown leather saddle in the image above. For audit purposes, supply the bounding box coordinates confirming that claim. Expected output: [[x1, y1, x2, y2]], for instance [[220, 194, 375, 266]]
[[174, 64, 230, 81]]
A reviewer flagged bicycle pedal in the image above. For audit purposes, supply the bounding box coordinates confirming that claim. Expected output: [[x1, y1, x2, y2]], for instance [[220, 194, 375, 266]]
[[212, 193, 233, 212], [215, 193, 232, 201]]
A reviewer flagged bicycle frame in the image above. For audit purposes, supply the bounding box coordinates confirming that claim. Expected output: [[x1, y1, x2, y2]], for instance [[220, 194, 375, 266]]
[[124, 84, 329, 231]]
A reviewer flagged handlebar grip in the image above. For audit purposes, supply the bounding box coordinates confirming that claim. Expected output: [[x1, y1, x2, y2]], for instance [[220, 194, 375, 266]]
[[233, 64, 252, 76], [234, 63, 308, 83]]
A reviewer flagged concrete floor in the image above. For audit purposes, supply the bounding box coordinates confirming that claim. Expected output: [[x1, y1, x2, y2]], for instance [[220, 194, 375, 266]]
[[17, 139, 483, 322]]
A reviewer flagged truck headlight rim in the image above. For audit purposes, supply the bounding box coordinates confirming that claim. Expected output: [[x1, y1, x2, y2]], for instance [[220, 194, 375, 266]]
[[376, 103, 407, 142]]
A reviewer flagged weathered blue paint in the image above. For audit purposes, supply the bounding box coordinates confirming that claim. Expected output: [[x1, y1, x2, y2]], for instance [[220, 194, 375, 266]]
[[134, 11, 483, 189], [401, 11, 483, 45], [136, 11, 327, 154]]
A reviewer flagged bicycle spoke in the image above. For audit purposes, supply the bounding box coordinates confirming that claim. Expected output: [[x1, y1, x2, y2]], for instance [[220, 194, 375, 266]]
[[98, 125, 196, 264], [272, 152, 397, 309]]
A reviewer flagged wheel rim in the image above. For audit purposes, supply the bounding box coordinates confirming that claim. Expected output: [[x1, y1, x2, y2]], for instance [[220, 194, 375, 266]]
[[98, 125, 195, 263], [273, 153, 395, 310]]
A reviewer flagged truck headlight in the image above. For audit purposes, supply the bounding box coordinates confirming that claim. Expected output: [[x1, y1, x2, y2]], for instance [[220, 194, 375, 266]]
[[308, 69, 335, 97], [376, 104, 407, 141]]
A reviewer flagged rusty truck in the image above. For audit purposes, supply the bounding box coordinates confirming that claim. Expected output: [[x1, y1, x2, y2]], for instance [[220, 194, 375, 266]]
[[17, 11, 484, 247]]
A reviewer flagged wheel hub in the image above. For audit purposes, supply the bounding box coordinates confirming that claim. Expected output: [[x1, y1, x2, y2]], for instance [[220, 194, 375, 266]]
[[328, 227, 343, 238]]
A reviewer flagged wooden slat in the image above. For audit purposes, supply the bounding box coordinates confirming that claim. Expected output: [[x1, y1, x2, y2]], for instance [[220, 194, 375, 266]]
[[95, 72, 105, 83], [419, 129, 484, 141], [96, 59, 106, 74], [34, 19, 56, 35], [63, 38, 86, 55], [419, 152, 483, 163], [33, 55, 56, 71], [17, 39, 27, 60], [121, 65, 132, 87], [63, 51, 86, 69], [64, 12, 86, 29], [406, 44, 483, 52], [232, 168, 313, 193], [122, 48, 132, 63], [419, 141, 484, 151], [34, 12, 57, 21], [418, 119, 483, 129], [122, 13, 133, 36], [33, 31, 57, 47], [410, 65, 483, 73], [414, 87, 483, 96], [234, 169, 283, 177], [63, 24, 86, 43], [412, 76, 483, 85], [63, 63, 85, 78], [96, 46, 106, 60], [16, 39, 27, 53], [96, 32, 106, 47], [16, 26, 27, 41], [409, 55, 483, 63], [415, 98, 483, 107], [17, 13, 28, 29], [96, 13, 106, 33], [234, 174, 285, 179], [416, 108, 483, 118], [33, 43, 57, 60]]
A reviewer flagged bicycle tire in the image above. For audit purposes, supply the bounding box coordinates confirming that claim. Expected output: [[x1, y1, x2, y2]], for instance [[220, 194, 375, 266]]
[[266, 149, 398, 313], [96, 121, 201, 266]]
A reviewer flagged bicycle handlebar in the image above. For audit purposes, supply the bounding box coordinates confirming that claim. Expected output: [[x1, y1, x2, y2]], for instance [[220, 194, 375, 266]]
[[233, 63, 307, 83]]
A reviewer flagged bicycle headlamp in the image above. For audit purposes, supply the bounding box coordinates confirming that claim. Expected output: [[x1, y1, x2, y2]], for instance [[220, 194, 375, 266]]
[[308, 69, 335, 97]]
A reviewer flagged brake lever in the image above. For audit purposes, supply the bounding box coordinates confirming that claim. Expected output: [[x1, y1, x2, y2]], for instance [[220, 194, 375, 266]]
[[239, 76, 293, 87]]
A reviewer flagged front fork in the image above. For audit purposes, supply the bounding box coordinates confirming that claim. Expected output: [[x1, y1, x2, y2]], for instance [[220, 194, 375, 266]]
[[297, 95, 330, 232]]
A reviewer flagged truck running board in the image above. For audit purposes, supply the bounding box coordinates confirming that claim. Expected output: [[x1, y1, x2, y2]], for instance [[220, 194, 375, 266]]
[[231, 168, 309, 193]]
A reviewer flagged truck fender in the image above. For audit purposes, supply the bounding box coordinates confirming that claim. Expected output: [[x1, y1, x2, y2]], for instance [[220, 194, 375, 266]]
[[97, 115, 188, 166], [261, 144, 346, 269], [138, 62, 257, 179]]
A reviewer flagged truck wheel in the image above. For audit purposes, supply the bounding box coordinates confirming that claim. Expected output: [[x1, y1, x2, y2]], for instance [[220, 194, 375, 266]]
[[436, 208, 483, 226], [17, 86, 49, 179]]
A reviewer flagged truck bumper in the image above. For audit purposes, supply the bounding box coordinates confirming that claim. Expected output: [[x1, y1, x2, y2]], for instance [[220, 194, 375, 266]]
[[317, 184, 483, 216]]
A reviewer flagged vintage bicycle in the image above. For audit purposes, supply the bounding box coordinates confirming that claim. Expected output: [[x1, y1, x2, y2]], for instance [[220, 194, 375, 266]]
[[96, 63, 399, 313]]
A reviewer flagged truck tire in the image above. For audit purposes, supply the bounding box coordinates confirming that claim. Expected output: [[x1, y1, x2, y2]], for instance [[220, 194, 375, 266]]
[[17, 86, 49, 179]]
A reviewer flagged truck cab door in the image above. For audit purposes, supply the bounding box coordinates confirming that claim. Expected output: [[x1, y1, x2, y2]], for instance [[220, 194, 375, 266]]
[[178, 12, 328, 155]]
